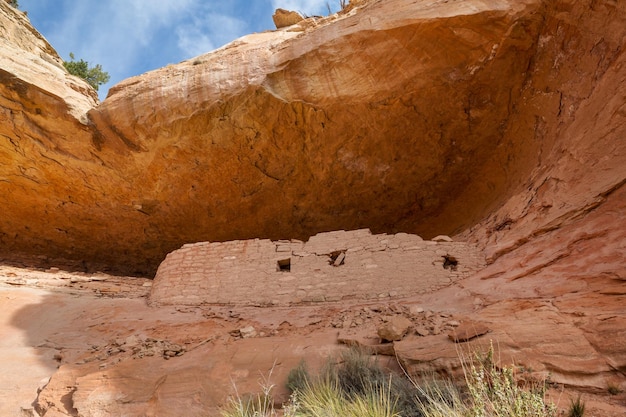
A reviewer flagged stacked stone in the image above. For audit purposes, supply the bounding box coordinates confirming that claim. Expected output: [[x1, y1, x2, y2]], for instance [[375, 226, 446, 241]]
[[149, 229, 485, 306]]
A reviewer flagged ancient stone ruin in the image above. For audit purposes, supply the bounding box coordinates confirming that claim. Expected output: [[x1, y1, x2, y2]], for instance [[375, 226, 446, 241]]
[[149, 229, 485, 306]]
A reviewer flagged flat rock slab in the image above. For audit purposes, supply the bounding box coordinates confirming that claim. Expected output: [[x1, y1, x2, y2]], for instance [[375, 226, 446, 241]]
[[448, 321, 491, 343]]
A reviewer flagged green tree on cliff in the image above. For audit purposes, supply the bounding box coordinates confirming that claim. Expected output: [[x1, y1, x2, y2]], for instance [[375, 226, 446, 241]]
[[63, 52, 110, 91], [7, 0, 19, 8]]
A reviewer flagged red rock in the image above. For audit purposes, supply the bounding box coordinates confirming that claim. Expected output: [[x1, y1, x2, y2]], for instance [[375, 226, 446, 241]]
[[272, 9, 303, 29], [0, 0, 549, 275], [448, 321, 490, 343], [1, 0, 626, 415], [377, 316, 413, 342]]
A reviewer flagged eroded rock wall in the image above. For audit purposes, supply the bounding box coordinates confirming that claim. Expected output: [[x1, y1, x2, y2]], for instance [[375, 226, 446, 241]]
[[1, 0, 546, 274], [459, 0, 626, 266], [0, 0, 624, 279]]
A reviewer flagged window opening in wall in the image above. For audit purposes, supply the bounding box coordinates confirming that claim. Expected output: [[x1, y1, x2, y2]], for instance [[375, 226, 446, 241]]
[[328, 250, 346, 267], [277, 258, 291, 272], [442, 255, 458, 270]]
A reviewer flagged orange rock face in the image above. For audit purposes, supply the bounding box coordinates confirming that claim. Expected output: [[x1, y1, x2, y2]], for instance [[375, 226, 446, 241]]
[[1, 0, 554, 275], [1, 0, 625, 413]]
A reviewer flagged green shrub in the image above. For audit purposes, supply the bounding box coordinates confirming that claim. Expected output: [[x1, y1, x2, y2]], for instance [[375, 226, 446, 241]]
[[63, 52, 110, 91], [317, 347, 425, 416], [222, 345, 557, 417], [290, 375, 401, 417], [8, 0, 18, 8], [286, 360, 311, 393], [294, 377, 350, 416], [567, 395, 585, 417], [330, 347, 387, 396]]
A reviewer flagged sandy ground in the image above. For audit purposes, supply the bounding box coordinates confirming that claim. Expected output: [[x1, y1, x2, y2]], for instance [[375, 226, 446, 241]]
[[0, 266, 151, 415], [1, 286, 58, 415], [1, 263, 625, 417]]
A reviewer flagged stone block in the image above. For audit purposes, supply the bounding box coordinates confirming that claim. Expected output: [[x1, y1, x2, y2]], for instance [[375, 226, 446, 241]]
[[275, 244, 292, 252]]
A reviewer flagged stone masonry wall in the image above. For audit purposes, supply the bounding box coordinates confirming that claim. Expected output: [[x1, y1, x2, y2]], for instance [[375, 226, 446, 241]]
[[149, 229, 485, 306]]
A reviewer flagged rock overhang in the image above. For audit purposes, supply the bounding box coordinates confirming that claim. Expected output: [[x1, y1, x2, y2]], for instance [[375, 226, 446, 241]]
[[2, 0, 623, 278]]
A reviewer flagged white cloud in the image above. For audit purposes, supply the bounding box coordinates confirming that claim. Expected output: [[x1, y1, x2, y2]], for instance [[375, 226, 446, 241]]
[[47, 0, 196, 85], [28, 0, 263, 98], [176, 27, 216, 58], [110, 0, 195, 44], [87, 0, 197, 67], [176, 11, 246, 58]]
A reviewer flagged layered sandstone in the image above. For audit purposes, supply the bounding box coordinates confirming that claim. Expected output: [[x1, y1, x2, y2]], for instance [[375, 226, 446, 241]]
[[1, 0, 626, 414], [2, 0, 549, 274]]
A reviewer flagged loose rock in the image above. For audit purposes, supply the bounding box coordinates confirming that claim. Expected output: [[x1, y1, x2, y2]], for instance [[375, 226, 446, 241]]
[[272, 8, 303, 29], [239, 326, 257, 339], [377, 316, 412, 342]]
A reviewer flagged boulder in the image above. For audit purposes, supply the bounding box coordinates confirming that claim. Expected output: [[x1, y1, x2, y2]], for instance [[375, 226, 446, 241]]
[[272, 8, 304, 28], [377, 316, 412, 342], [239, 326, 257, 339]]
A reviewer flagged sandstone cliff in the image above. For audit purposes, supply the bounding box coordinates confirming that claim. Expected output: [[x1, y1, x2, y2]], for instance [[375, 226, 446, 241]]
[[1, 0, 623, 276], [0, 0, 561, 275], [1, 0, 626, 415]]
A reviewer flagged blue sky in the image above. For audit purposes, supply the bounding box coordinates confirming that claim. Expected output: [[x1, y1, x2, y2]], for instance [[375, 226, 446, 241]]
[[22, 0, 343, 100]]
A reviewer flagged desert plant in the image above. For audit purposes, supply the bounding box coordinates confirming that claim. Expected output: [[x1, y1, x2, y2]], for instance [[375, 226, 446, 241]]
[[415, 343, 556, 417], [462, 344, 556, 417], [290, 347, 426, 416], [221, 367, 279, 417], [413, 378, 466, 417], [63, 52, 110, 91], [567, 395, 585, 417], [330, 347, 387, 397], [221, 381, 276, 417], [225, 345, 558, 417], [325, 0, 351, 15], [293, 375, 401, 417], [607, 383, 621, 395], [295, 376, 349, 416], [326, 347, 426, 415], [287, 360, 311, 393], [221, 392, 275, 417], [8, 0, 18, 8]]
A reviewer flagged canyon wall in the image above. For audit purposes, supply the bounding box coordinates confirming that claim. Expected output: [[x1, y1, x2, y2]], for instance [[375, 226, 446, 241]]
[[0, 0, 624, 288], [2, 0, 626, 415], [1, 0, 549, 274]]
